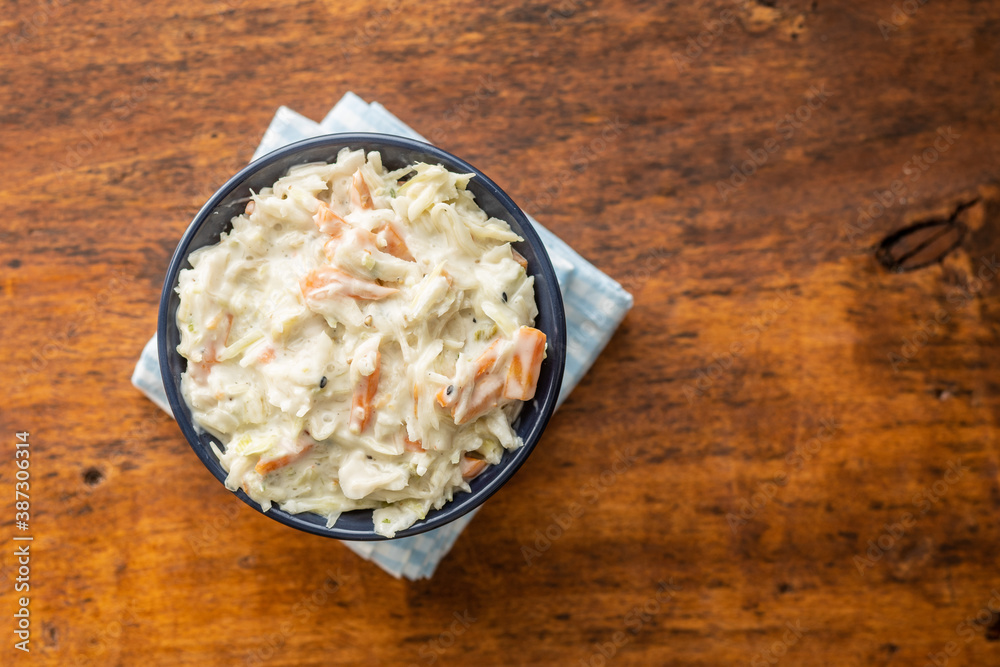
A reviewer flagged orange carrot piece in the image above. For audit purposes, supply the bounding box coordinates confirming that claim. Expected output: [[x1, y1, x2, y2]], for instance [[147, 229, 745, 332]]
[[190, 361, 214, 381], [404, 437, 425, 453], [350, 349, 381, 433], [473, 338, 505, 380], [460, 455, 488, 480], [504, 326, 546, 400], [255, 442, 314, 475], [436, 385, 452, 408], [512, 248, 528, 270], [257, 346, 275, 364], [323, 227, 379, 263], [195, 312, 233, 377], [455, 374, 504, 425], [313, 202, 348, 236], [322, 221, 415, 269], [350, 170, 373, 210], [436, 340, 507, 421], [300, 266, 397, 301], [210, 311, 232, 338], [221, 314, 234, 353], [376, 221, 414, 261]]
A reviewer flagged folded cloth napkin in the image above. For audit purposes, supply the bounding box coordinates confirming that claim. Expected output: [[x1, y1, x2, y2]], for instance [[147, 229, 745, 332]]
[[132, 93, 633, 579]]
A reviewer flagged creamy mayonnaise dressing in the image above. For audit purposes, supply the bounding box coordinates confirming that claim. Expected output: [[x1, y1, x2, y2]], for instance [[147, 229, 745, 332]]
[[176, 148, 546, 537]]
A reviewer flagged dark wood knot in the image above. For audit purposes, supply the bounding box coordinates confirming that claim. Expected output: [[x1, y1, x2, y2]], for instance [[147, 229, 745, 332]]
[[875, 200, 978, 272]]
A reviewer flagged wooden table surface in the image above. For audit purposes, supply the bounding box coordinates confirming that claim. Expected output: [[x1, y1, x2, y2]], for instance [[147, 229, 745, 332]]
[[3, 0, 1000, 664]]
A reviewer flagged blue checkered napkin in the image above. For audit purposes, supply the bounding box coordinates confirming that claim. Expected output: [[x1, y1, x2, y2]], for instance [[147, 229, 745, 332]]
[[131, 94, 633, 579]]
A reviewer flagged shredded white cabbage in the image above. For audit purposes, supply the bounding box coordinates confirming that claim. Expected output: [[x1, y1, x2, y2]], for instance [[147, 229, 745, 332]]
[[176, 148, 547, 537]]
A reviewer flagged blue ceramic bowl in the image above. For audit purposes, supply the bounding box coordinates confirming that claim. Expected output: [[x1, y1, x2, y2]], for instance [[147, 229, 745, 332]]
[[158, 133, 566, 541]]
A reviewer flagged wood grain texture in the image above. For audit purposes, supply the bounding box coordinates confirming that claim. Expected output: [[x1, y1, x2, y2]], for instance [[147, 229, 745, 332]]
[[2, 0, 1000, 664]]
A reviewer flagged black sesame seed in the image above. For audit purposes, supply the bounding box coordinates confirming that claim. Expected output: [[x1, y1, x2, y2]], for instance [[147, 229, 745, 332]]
[[319, 376, 328, 389], [502, 292, 508, 302], [472, 317, 476, 323], [446, 385, 454, 396]]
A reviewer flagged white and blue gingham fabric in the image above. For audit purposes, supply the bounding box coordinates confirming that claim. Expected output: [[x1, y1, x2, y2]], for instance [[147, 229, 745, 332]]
[[132, 94, 633, 579]]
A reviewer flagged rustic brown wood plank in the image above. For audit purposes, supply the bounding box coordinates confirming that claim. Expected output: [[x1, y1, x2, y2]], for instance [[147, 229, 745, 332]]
[[3, 0, 1000, 664]]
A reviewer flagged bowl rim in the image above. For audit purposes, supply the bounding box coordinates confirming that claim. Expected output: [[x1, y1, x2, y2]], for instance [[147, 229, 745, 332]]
[[157, 132, 567, 541]]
